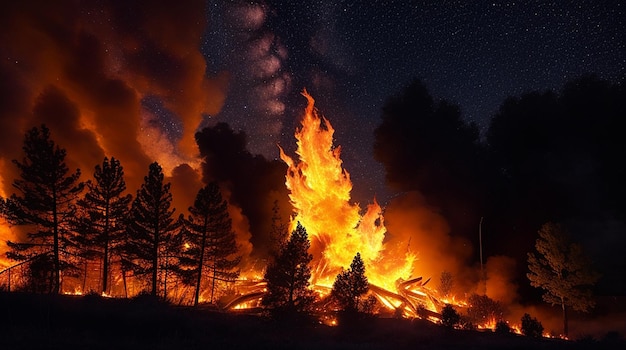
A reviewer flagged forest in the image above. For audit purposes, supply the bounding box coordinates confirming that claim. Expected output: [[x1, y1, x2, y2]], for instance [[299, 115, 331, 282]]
[[1, 75, 625, 349]]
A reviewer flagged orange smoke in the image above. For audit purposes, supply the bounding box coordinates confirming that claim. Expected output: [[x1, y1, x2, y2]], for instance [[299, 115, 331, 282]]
[[0, 0, 229, 270], [279, 91, 414, 290]]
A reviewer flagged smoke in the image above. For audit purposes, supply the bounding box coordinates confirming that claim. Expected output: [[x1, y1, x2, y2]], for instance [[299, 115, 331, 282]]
[[195, 123, 291, 260], [383, 191, 476, 293], [0, 0, 227, 260], [485, 255, 519, 305]]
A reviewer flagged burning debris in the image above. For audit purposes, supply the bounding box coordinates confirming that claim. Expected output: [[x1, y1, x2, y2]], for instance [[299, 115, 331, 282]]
[[221, 91, 447, 320]]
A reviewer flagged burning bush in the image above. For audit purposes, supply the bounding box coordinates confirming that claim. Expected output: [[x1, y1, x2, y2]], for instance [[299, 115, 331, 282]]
[[466, 293, 504, 325]]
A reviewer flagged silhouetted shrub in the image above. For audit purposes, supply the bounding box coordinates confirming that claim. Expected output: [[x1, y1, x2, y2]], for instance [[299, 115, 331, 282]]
[[495, 320, 511, 334], [441, 304, 460, 329], [520, 313, 543, 337]]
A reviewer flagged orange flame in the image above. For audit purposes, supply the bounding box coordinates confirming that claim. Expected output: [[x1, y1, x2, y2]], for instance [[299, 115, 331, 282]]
[[279, 90, 415, 291]]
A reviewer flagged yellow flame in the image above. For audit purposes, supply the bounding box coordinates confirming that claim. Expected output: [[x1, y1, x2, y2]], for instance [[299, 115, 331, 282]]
[[279, 90, 414, 291]]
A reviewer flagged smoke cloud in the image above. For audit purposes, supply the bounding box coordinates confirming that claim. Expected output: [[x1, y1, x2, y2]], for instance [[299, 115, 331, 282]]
[[383, 191, 476, 293], [195, 123, 291, 261], [0, 0, 228, 262]]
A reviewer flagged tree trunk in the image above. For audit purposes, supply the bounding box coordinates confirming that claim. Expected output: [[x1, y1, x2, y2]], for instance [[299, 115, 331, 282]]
[[52, 190, 60, 294], [102, 204, 110, 294], [211, 254, 217, 304], [82, 259, 88, 292], [164, 256, 168, 301], [194, 218, 208, 307], [562, 301, 568, 337], [152, 225, 159, 297], [122, 264, 128, 298]]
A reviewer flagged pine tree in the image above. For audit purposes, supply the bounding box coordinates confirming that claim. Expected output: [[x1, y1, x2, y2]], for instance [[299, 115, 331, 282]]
[[75, 157, 132, 294], [268, 199, 288, 260], [527, 222, 600, 337], [331, 253, 370, 313], [3, 125, 83, 293], [178, 182, 240, 306], [124, 162, 180, 298], [262, 222, 315, 314]]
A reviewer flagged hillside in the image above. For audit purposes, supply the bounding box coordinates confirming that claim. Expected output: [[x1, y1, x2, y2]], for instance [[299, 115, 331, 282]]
[[0, 293, 622, 350]]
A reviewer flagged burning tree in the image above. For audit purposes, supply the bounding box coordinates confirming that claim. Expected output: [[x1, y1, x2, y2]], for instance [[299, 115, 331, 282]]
[[466, 293, 504, 325], [527, 222, 599, 337], [3, 125, 84, 293], [262, 222, 315, 315], [331, 253, 371, 313], [439, 271, 453, 298], [177, 182, 240, 306], [75, 157, 132, 294], [124, 162, 181, 298]]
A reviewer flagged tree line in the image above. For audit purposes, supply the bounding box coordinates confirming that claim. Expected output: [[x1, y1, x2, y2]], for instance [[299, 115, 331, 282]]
[[374, 75, 624, 296], [1, 125, 240, 304], [0, 125, 596, 337], [0, 124, 373, 316]]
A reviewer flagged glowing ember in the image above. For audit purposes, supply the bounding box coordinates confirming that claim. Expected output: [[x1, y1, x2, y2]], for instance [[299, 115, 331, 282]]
[[279, 90, 415, 292]]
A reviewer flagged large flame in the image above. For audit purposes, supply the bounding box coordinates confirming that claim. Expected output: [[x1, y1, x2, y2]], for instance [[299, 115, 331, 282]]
[[279, 91, 415, 291]]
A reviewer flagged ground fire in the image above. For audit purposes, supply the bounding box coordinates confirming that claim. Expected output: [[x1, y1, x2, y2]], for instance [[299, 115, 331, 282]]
[[220, 91, 447, 320]]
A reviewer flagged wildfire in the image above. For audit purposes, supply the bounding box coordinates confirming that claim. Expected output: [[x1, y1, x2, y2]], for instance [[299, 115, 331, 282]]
[[279, 90, 416, 294]]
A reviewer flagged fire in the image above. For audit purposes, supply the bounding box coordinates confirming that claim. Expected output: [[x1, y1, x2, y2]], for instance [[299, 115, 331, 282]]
[[279, 91, 415, 292]]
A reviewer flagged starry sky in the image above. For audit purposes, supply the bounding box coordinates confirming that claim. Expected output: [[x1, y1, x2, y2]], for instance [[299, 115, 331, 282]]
[[202, 0, 625, 204], [0, 0, 624, 231]]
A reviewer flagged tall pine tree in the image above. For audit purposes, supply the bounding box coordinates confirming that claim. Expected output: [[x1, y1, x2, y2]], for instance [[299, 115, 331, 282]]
[[124, 162, 180, 298], [262, 222, 315, 315], [3, 125, 83, 293], [75, 157, 132, 294], [178, 182, 240, 306]]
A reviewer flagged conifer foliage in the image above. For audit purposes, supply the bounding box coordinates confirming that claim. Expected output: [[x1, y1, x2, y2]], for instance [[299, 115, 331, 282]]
[[3, 125, 83, 293], [124, 162, 180, 298], [331, 253, 370, 313], [75, 157, 132, 294], [178, 182, 240, 306], [263, 222, 315, 314]]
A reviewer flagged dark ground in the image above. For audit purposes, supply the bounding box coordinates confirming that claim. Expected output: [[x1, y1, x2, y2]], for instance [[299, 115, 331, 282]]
[[0, 292, 623, 350]]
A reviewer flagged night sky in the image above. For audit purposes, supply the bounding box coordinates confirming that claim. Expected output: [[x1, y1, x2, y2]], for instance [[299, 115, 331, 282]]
[[1, 2, 626, 329], [203, 0, 625, 204]]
